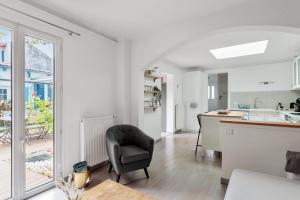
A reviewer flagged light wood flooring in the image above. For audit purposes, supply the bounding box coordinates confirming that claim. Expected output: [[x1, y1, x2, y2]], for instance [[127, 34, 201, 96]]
[[30, 133, 226, 200]]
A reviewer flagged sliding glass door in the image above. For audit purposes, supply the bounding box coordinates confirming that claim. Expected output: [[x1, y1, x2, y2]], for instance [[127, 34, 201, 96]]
[[0, 20, 61, 200], [0, 24, 13, 200], [24, 35, 55, 192]]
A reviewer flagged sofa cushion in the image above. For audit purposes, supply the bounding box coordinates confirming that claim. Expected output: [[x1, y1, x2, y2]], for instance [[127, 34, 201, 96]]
[[120, 145, 149, 164]]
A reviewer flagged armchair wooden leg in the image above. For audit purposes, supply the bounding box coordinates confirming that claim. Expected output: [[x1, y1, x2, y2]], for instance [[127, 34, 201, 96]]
[[144, 168, 149, 179], [109, 163, 113, 173], [116, 174, 121, 182]]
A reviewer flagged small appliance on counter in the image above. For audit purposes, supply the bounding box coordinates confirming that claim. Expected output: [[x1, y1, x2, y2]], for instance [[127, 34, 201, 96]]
[[294, 98, 300, 112]]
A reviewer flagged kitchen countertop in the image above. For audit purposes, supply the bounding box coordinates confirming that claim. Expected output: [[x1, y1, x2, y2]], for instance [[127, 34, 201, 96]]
[[203, 109, 300, 128], [220, 118, 300, 128]]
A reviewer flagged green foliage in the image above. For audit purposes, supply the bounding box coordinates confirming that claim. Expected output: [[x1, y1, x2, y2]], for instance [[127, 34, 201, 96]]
[[0, 100, 11, 112], [26, 96, 53, 134], [0, 100, 11, 127]]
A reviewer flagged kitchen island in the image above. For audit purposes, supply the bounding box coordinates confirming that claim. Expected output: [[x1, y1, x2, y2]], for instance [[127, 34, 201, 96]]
[[203, 109, 300, 182]]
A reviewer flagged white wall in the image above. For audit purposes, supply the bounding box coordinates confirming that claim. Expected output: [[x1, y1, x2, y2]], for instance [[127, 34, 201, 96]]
[[154, 61, 184, 133], [0, 0, 117, 176], [144, 76, 162, 140], [203, 61, 294, 111], [230, 62, 292, 92], [165, 74, 174, 133], [130, 0, 300, 130], [115, 39, 131, 124], [182, 71, 204, 131], [143, 61, 184, 139]]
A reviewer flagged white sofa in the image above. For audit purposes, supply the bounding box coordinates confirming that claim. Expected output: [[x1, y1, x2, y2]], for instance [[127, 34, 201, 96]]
[[225, 169, 300, 200]]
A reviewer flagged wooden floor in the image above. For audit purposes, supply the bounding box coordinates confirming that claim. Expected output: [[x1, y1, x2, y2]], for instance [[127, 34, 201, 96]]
[[31, 133, 226, 200], [90, 133, 226, 200], [0, 138, 53, 200]]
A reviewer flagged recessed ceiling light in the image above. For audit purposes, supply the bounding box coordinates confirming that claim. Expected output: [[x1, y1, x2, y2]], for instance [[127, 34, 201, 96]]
[[210, 40, 268, 59]]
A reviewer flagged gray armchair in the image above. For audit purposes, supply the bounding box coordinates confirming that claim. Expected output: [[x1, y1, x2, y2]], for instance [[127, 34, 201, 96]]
[[106, 124, 154, 182]]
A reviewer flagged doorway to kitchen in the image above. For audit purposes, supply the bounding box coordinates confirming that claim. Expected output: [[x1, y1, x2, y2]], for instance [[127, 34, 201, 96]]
[[208, 73, 228, 111]]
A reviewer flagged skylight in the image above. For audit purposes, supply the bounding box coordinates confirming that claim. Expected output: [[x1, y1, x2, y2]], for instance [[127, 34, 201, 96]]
[[210, 40, 268, 59]]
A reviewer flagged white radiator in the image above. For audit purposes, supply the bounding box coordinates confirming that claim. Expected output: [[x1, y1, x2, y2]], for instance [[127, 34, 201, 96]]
[[80, 115, 115, 167]]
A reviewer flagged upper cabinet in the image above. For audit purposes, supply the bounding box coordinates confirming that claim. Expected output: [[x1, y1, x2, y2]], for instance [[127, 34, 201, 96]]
[[293, 56, 300, 89]]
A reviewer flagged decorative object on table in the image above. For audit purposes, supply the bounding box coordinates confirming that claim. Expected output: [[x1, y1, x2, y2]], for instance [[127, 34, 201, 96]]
[[73, 161, 91, 189], [56, 174, 84, 200], [106, 125, 154, 182], [80, 179, 154, 200]]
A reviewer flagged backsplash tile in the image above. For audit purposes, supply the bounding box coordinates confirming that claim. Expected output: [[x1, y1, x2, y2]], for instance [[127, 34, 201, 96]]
[[230, 90, 300, 109]]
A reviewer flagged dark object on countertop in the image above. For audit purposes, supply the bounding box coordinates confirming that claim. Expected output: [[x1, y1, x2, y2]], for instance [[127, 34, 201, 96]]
[[294, 98, 300, 112], [285, 151, 300, 174], [195, 114, 202, 155], [106, 125, 154, 182], [277, 102, 284, 110], [290, 102, 295, 109], [295, 103, 300, 112]]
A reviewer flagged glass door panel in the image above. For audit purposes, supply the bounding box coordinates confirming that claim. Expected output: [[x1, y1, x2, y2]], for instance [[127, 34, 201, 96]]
[[24, 35, 55, 191], [0, 26, 12, 200], [298, 58, 300, 87]]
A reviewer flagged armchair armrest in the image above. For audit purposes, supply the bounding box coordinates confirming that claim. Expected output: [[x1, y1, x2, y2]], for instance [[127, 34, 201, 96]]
[[134, 129, 154, 158], [106, 135, 122, 173]]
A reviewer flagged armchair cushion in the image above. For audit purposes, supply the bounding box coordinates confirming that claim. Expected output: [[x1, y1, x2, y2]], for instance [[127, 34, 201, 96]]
[[120, 145, 150, 164]]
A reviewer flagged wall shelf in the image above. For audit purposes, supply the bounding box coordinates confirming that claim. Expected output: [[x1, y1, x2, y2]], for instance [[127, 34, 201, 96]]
[[144, 74, 161, 81], [144, 106, 159, 111], [144, 90, 159, 94]]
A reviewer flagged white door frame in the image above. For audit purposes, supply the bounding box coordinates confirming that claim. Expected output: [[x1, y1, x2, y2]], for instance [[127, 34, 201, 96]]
[[0, 18, 63, 200]]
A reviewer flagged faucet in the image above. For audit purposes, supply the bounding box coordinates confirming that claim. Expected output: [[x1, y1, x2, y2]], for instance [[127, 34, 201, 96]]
[[254, 97, 262, 109]]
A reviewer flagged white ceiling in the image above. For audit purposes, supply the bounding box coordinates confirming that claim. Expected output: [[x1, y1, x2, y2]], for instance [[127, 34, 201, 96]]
[[20, 0, 248, 40], [163, 31, 300, 69]]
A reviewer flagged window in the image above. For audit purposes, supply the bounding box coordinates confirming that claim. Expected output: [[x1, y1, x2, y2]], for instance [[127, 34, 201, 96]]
[[0, 88, 7, 100], [211, 86, 215, 99], [208, 86, 215, 100], [208, 86, 211, 99]]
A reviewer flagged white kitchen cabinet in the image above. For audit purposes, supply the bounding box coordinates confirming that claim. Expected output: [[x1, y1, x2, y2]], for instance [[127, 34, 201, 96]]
[[292, 56, 300, 89], [221, 123, 300, 180]]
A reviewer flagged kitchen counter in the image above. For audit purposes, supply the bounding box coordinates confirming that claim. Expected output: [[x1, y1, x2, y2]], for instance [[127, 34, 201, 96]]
[[218, 109, 300, 128], [201, 109, 300, 152]]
